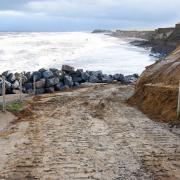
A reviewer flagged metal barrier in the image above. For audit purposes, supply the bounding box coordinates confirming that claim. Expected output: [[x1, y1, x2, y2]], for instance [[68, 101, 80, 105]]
[[0, 74, 29, 112]]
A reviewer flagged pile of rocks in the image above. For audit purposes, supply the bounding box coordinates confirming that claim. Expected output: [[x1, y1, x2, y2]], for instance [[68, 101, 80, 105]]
[[0, 65, 138, 95]]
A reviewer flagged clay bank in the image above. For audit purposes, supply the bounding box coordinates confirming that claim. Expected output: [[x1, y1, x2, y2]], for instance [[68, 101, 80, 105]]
[[128, 46, 180, 122]]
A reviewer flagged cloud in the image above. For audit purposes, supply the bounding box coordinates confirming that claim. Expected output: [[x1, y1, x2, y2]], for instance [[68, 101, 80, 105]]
[[0, 0, 180, 31], [0, 10, 46, 18], [0, 0, 30, 10], [24, 0, 180, 22], [0, 10, 25, 17]]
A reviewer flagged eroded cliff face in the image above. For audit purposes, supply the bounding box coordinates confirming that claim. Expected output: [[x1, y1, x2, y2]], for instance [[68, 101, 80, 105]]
[[128, 46, 180, 122], [113, 30, 154, 40], [151, 23, 180, 55]]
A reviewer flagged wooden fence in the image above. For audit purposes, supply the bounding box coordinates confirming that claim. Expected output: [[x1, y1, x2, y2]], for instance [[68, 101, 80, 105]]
[[0, 75, 37, 112]]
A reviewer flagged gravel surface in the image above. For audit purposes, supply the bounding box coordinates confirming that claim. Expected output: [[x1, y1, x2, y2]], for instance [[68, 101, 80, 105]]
[[0, 84, 180, 180]]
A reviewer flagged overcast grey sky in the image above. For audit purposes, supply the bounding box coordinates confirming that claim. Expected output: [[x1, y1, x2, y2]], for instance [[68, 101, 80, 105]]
[[0, 0, 180, 31]]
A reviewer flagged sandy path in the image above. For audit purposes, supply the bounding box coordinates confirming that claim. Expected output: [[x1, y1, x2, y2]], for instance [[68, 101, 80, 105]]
[[0, 84, 180, 180]]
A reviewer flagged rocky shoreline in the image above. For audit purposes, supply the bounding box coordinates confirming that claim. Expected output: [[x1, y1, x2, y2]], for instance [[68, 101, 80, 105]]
[[121, 23, 180, 56], [94, 22, 180, 57], [0, 65, 138, 96]]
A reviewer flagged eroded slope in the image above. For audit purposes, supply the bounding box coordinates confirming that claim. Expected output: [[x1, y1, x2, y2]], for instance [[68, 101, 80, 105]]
[[128, 46, 180, 121]]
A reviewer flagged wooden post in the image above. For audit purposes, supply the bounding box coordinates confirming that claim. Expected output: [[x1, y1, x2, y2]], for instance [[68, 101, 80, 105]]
[[33, 75, 36, 95], [177, 80, 180, 118], [2, 76, 6, 112], [19, 73, 23, 102]]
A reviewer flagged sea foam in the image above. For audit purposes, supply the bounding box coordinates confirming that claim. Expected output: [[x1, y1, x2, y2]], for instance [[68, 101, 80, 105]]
[[0, 32, 155, 75]]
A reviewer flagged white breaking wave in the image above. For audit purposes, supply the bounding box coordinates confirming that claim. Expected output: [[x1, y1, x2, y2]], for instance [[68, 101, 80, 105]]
[[0, 32, 155, 75]]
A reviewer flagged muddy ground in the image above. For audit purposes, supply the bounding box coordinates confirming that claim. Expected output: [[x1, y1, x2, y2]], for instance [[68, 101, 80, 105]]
[[0, 83, 180, 180]]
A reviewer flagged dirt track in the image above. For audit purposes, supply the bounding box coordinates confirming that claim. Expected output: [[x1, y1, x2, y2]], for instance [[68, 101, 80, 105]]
[[0, 83, 180, 180]]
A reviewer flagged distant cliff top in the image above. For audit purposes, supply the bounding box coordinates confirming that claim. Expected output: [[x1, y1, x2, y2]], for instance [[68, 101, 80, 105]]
[[112, 30, 155, 40], [91, 29, 112, 34]]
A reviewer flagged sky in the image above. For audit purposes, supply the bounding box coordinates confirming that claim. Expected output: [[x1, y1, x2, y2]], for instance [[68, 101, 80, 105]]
[[0, 0, 180, 31]]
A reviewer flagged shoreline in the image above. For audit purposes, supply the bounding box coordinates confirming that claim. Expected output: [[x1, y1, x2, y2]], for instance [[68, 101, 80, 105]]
[[0, 31, 154, 76], [105, 23, 180, 56], [110, 33, 166, 58]]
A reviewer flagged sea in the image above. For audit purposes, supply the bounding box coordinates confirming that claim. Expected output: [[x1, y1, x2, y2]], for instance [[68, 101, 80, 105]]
[[0, 32, 155, 75]]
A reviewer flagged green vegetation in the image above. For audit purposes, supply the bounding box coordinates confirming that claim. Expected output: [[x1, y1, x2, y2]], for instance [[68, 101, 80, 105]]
[[6, 102, 24, 112]]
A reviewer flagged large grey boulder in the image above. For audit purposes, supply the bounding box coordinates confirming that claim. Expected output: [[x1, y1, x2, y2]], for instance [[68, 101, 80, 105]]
[[88, 71, 103, 83], [71, 70, 90, 83], [7, 73, 16, 83], [55, 82, 64, 91], [59, 75, 64, 82], [82, 72, 90, 82], [63, 85, 70, 90], [35, 79, 46, 89], [74, 82, 80, 87], [87, 71, 103, 83], [49, 68, 61, 77], [101, 75, 113, 83], [12, 80, 20, 89], [64, 75, 73, 87], [32, 71, 42, 81], [2, 71, 11, 78], [62, 65, 75, 74], [25, 72, 32, 81], [45, 87, 55, 93], [14, 72, 21, 80], [89, 75, 100, 83], [24, 83, 33, 90], [42, 70, 54, 79], [88, 70, 103, 77], [54, 77, 60, 85], [38, 68, 47, 73], [124, 74, 139, 83], [36, 88, 45, 95], [46, 77, 59, 87], [113, 74, 125, 82], [133, 74, 139, 78], [71, 73, 82, 83]]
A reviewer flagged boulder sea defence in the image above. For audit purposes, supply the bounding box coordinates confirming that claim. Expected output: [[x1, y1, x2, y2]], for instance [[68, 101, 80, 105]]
[[0, 65, 138, 96]]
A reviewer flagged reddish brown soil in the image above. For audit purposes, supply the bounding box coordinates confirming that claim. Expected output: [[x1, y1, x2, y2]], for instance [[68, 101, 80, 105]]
[[128, 84, 179, 122], [128, 46, 180, 122]]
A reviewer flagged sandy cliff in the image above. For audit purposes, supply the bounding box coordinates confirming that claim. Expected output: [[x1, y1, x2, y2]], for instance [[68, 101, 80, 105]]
[[128, 46, 180, 122]]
